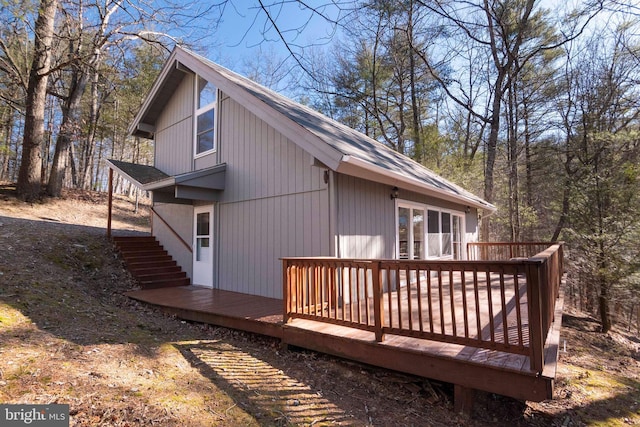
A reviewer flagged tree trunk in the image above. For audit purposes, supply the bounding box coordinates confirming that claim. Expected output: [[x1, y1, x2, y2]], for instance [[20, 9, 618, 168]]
[[1, 108, 13, 180], [407, 1, 423, 164], [16, 0, 58, 200], [80, 69, 100, 189], [599, 281, 612, 333], [481, 84, 503, 241], [47, 68, 90, 196]]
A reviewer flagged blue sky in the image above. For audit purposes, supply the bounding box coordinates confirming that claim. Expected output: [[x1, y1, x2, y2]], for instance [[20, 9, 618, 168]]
[[196, 1, 351, 75]]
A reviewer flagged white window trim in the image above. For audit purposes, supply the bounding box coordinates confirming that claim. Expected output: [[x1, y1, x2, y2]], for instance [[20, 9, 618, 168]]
[[395, 199, 467, 260], [193, 76, 218, 159]]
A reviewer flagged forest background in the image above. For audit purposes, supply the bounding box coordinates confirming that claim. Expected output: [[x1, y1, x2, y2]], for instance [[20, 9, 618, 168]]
[[0, 0, 639, 334]]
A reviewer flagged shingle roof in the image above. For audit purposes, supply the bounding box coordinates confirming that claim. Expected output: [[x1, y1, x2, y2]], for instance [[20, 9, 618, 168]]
[[106, 159, 170, 186], [130, 46, 495, 211]]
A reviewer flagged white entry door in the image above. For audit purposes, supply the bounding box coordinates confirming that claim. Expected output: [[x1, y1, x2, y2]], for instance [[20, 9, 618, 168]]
[[193, 205, 214, 287]]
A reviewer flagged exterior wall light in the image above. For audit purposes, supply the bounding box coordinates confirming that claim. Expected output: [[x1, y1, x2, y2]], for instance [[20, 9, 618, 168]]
[[390, 186, 399, 200]]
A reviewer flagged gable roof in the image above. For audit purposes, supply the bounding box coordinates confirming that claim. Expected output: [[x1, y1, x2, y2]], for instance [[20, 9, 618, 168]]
[[130, 46, 495, 212]]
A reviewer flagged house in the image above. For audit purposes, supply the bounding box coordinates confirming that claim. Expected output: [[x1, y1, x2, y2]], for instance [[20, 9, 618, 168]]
[[107, 46, 563, 411], [107, 45, 495, 298]]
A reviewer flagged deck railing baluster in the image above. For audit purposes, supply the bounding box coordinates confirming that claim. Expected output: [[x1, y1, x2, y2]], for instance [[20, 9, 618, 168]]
[[322, 263, 326, 317], [416, 267, 424, 333], [406, 265, 413, 331], [438, 268, 445, 335], [396, 264, 403, 330], [461, 269, 469, 339], [473, 269, 481, 340], [340, 264, 346, 322], [364, 266, 371, 326], [426, 266, 434, 334], [355, 266, 361, 324], [514, 272, 524, 348], [387, 267, 393, 329], [486, 270, 495, 344], [499, 270, 509, 345], [306, 263, 312, 315], [449, 268, 457, 337]]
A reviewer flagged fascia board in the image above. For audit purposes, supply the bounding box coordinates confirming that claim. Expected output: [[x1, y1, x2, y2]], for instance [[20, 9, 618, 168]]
[[143, 177, 176, 191]]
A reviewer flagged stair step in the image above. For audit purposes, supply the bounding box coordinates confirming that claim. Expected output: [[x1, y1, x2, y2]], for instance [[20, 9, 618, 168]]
[[136, 271, 187, 282], [113, 236, 156, 244], [139, 277, 190, 289], [119, 248, 168, 257], [116, 242, 163, 250], [130, 265, 182, 277], [128, 260, 178, 270], [113, 236, 191, 290], [124, 254, 173, 264]]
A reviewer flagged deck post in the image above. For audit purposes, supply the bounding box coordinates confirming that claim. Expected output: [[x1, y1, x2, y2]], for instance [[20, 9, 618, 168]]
[[107, 167, 113, 239], [282, 260, 291, 324], [454, 384, 476, 415], [372, 261, 384, 342], [526, 260, 545, 373]]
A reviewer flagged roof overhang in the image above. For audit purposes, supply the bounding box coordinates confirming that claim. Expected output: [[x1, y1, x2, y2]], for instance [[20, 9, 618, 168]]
[[336, 155, 496, 212], [105, 159, 226, 202], [128, 57, 194, 139]]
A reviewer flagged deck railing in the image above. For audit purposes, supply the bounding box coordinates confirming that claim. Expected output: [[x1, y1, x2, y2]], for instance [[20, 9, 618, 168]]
[[282, 242, 564, 373], [467, 242, 553, 261]]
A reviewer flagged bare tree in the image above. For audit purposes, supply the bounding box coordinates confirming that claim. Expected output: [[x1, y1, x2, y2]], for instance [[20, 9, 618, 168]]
[[407, 0, 601, 238], [14, 0, 58, 200]]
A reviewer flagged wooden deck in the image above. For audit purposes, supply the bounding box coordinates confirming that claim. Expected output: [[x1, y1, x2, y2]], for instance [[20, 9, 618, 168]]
[[123, 242, 564, 411], [124, 283, 561, 404], [126, 287, 283, 338]]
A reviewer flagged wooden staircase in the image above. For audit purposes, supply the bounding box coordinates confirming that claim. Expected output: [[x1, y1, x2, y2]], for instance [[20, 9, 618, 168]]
[[113, 236, 190, 289]]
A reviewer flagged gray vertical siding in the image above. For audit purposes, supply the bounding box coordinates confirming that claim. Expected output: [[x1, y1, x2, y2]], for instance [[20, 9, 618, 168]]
[[217, 96, 330, 299], [334, 176, 480, 260], [465, 208, 479, 248], [154, 74, 194, 175], [150, 74, 195, 275], [152, 202, 193, 279], [148, 78, 480, 297], [335, 174, 396, 259]]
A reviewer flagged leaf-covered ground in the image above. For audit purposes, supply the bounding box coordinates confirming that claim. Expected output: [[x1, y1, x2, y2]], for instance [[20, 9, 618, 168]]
[[0, 185, 638, 426]]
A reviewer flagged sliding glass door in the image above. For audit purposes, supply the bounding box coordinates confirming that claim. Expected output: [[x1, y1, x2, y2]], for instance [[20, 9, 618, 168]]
[[397, 202, 465, 260]]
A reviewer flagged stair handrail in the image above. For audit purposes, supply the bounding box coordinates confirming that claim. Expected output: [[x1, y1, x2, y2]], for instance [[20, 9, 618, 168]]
[[151, 207, 193, 253]]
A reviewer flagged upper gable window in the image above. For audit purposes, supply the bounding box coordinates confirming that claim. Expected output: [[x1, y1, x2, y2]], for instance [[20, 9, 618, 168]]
[[195, 76, 217, 156]]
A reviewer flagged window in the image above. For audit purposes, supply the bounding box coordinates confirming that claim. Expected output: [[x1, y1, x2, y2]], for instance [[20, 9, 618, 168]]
[[452, 215, 463, 260], [397, 205, 424, 259], [397, 201, 465, 260], [195, 76, 217, 155], [427, 209, 440, 257], [195, 212, 210, 261]]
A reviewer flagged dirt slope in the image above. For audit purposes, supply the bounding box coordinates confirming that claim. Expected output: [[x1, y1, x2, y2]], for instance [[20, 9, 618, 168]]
[[0, 186, 638, 426]]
